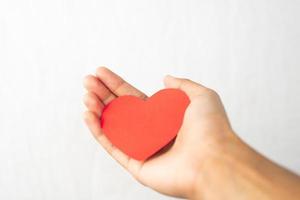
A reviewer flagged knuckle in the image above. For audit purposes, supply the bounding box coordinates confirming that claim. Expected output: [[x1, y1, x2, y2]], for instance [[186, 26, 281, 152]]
[[83, 93, 90, 104], [88, 98, 98, 107], [84, 93, 97, 107], [178, 78, 190, 88], [206, 89, 219, 97], [181, 78, 191, 83]]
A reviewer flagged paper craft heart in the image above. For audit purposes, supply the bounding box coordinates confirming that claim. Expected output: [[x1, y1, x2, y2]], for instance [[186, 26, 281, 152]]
[[100, 88, 190, 160]]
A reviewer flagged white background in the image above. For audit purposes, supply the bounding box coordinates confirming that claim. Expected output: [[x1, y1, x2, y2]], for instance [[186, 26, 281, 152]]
[[0, 0, 300, 199]]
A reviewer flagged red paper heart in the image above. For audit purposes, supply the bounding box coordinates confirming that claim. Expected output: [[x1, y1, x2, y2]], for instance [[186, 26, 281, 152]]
[[100, 88, 190, 160]]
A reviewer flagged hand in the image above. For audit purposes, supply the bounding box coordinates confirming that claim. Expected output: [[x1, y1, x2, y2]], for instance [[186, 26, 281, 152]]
[[83, 67, 234, 198], [83, 67, 300, 199]]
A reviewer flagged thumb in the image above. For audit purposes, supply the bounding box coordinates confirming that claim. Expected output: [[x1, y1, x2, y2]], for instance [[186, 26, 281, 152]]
[[163, 75, 209, 99]]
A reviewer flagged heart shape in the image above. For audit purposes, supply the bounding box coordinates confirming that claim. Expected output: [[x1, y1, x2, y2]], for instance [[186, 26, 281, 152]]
[[100, 88, 190, 160]]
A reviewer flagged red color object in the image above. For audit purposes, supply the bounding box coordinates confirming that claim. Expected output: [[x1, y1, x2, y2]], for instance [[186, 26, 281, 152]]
[[100, 88, 190, 160]]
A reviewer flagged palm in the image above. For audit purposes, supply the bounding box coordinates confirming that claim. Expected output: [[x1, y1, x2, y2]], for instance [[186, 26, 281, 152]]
[[83, 67, 199, 197]]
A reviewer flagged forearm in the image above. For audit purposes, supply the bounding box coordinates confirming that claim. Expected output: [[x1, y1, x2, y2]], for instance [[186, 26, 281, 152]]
[[190, 133, 300, 200]]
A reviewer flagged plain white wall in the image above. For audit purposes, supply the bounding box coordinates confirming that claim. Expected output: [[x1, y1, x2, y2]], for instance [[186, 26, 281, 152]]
[[0, 0, 299, 199]]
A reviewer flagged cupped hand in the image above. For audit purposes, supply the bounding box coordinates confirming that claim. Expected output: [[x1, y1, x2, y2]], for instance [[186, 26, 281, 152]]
[[83, 67, 236, 198]]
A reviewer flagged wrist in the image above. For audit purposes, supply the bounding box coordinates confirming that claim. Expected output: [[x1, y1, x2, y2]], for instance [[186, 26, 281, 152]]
[[188, 132, 266, 200]]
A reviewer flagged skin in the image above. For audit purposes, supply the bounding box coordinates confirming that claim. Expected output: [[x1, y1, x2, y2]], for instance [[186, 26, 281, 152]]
[[83, 67, 300, 199]]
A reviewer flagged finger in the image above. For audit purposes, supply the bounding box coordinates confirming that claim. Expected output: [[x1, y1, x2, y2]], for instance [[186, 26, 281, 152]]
[[83, 111, 127, 164], [83, 111, 143, 177], [83, 92, 104, 117], [83, 111, 104, 138], [83, 75, 116, 104], [163, 75, 209, 99], [96, 67, 147, 99]]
